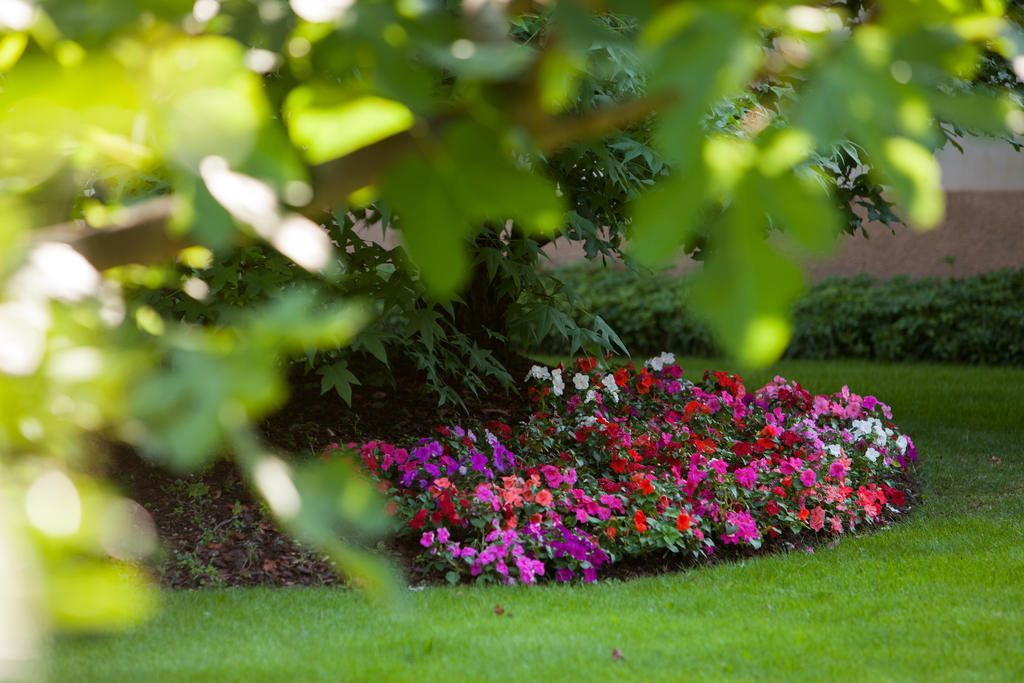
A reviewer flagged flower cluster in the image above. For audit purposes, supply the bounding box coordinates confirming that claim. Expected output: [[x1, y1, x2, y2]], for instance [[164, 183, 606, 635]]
[[328, 355, 917, 585]]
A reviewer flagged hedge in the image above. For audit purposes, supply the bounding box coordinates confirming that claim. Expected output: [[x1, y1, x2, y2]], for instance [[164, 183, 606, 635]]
[[550, 266, 1024, 365]]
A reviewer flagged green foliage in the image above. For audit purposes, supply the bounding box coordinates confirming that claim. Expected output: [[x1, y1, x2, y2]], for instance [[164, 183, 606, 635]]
[[789, 270, 1024, 364], [553, 266, 1024, 365]]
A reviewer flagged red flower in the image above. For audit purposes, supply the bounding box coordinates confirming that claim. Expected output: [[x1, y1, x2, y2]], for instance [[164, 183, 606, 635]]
[[637, 369, 654, 394], [578, 356, 597, 372], [614, 368, 630, 387], [535, 489, 554, 506], [409, 509, 429, 529], [765, 500, 779, 516], [676, 511, 691, 532], [798, 508, 809, 522], [609, 457, 627, 474], [634, 509, 648, 533], [605, 525, 617, 540], [632, 473, 654, 495]]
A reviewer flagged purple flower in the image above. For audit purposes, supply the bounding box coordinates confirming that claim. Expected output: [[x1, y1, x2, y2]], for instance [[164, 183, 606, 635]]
[[492, 442, 515, 471], [583, 567, 597, 583], [470, 449, 488, 472], [475, 484, 495, 504], [556, 568, 574, 582]]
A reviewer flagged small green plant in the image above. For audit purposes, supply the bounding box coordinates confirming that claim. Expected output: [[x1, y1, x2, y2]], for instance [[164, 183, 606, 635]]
[[173, 550, 223, 587]]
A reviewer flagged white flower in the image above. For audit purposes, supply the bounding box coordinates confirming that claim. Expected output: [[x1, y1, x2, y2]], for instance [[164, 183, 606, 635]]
[[526, 365, 551, 381], [601, 374, 618, 392], [864, 447, 880, 463], [825, 444, 844, 458], [573, 373, 590, 391], [584, 389, 597, 403], [645, 351, 676, 372], [895, 434, 908, 455], [551, 369, 564, 396]]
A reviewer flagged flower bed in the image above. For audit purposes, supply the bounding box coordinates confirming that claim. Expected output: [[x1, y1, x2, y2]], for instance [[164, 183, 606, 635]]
[[326, 354, 918, 585]]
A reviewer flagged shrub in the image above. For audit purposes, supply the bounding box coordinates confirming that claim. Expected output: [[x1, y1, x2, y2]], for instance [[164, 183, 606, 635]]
[[552, 266, 1024, 365], [328, 354, 917, 585]]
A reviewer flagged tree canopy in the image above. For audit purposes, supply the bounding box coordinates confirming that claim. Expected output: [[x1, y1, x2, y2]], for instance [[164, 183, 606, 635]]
[[1, 0, 1022, 673]]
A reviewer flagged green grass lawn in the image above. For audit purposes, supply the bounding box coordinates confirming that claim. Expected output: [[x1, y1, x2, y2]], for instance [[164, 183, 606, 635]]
[[50, 359, 1024, 682]]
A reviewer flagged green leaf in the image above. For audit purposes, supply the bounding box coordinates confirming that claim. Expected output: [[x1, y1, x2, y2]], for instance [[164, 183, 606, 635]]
[[381, 155, 472, 297], [284, 83, 415, 164], [689, 206, 804, 367], [131, 347, 284, 471], [873, 136, 944, 228], [628, 169, 708, 266], [444, 122, 564, 235], [318, 360, 361, 404], [758, 170, 841, 253], [445, 571, 460, 585]]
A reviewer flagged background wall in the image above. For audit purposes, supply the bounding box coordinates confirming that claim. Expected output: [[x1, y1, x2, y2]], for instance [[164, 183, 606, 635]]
[[541, 137, 1024, 280], [354, 137, 1024, 280]]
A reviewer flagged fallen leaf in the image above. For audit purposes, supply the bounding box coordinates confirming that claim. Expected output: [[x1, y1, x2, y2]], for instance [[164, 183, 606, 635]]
[[612, 648, 624, 661], [493, 604, 505, 615], [991, 456, 1002, 464]]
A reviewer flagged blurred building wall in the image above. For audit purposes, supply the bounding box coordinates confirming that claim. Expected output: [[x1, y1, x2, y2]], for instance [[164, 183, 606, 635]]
[[358, 137, 1024, 281]]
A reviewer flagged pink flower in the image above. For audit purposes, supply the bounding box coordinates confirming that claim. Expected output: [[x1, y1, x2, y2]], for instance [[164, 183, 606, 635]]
[[734, 467, 757, 489], [540, 465, 562, 488], [709, 459, 728, 475], [779, 457, 803, 475], [420, 531, 435, 547], [436, 527, 450, 544], [720, 510, 759, 545], [808, 506, 825, 531], [828, 461, 847, 480], [800, 469, 817, 487]]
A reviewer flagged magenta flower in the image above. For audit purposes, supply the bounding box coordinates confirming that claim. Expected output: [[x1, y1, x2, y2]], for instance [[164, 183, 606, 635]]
[[436, 527, 450, 544], [828, 461, 847, 479], [800, 469, 817, 487], [419, 531, 435, 547], [734, 467, 757, 489], [720, 510, 759, 545]]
